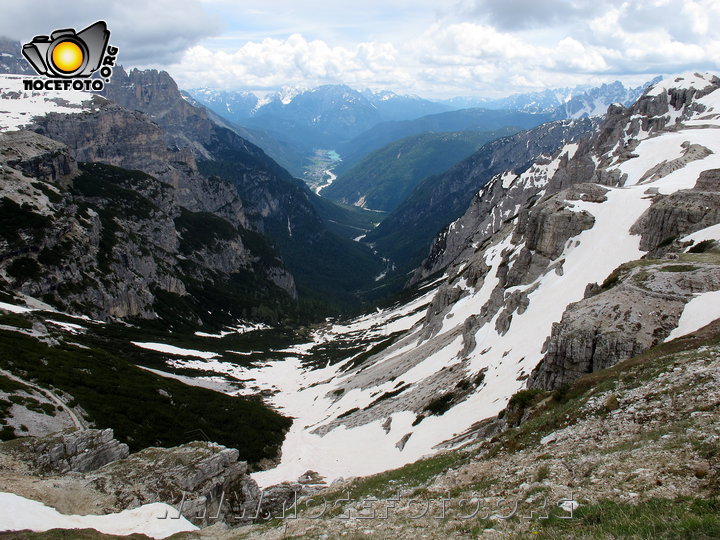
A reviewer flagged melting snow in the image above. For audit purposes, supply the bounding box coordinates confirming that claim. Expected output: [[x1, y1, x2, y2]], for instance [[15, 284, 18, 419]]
[[666, 290, 720, 341], [617, 134, 692, 187], [194, 322, 270, 339], [0, 75, 97, 131], [130, 342, 218, 359], [0, 492, 197, 539], [645, 72, 714, 97], [45, 320, 86, 333], [682, 224, 720, 245], [0, 301, 34, 314]]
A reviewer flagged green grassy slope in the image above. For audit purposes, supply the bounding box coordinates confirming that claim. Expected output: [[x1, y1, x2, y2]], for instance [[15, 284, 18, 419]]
[[324, 129, 518, 212]]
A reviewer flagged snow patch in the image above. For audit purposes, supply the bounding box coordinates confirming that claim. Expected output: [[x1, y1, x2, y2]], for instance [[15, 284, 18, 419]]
[[194, 322, 270, 339], [130, 342, 218, 359], [45, 320, 85, 333], [645, 72, 714, 97], [682, 224, 720, 245], [0, 301, 34, 314], [0, 492, 197, 539], [0, 75, 97, 131], [666, 290, 720, 341]]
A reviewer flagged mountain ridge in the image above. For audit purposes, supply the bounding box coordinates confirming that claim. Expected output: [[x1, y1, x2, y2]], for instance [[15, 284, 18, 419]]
[[219, 71, 720, 486], [363, 117, 597, 285], [321, 127, 520, 212]]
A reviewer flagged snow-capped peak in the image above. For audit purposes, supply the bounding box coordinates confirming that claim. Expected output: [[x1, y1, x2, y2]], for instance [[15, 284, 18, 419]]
[[277, 85, 307, 105], [645, 71, 719, 97]]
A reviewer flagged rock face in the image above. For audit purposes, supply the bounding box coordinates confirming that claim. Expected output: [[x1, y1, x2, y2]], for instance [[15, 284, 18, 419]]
[[631, 170, 720, 255], [32, 101, 249, 228], [5, 428, 128, 473], [105, 67, 215, 156], [88, 441, 262, 524], [0, 130, 78, 186], [0, 131, 296, 322], [528, 260, 720, 390], [413, 75, 720, 286], [102, 67, 317, 234], [0, 38, 32, 75], [0, 61, 306, 323], [366, 117, 598, 274]]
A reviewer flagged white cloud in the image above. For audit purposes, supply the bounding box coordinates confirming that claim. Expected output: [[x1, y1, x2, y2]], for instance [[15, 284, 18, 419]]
[[2, 0, 718, 98], [416, 23, 539, 63], [166, 35, 402, 91]]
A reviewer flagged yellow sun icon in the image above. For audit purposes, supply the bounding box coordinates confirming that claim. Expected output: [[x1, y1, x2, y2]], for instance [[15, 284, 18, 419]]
[[51, 40, 84, 73]]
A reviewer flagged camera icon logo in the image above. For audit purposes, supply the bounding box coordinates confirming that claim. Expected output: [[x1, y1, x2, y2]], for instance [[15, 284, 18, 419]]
[[22, 21, 111, 79]]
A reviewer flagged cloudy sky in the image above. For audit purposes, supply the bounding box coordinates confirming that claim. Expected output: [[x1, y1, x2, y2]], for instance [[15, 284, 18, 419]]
[[2, 0, 719, 98]]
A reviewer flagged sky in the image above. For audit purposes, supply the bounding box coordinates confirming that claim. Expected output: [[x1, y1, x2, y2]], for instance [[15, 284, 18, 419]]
[[1, 0, 719, 98]]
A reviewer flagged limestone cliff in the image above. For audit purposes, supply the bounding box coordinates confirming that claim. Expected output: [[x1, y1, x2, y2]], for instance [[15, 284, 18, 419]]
[[0, 130, 296, 323]]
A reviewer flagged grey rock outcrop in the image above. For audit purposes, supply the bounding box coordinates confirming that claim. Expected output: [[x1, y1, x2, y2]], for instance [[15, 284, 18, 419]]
[[87, 441, 263, 525], [0, 130, 78, 186], [513, 197, 595, 261], [255, 471, 327, 521], [694, 168, 720, 192], [528, 260, 720, 390], [4, 428, 128, 473], [631, 169, 720, 255], [0, 430, 278, 526]]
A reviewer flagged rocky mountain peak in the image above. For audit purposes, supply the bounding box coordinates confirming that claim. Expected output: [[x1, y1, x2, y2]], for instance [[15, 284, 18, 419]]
[[108, 66, 183, 110], [0, 37, 31, 75]]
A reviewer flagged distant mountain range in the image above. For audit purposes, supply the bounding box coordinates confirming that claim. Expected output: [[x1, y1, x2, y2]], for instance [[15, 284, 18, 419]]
[[190, 85, 450, 125], [320, 78, 662, 219], [442, 77, 662, 116], [334, 108, 556, 174], [189, 78, 661, 179], [322, 128, 520, 212], [189, 85, 449, 151]]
